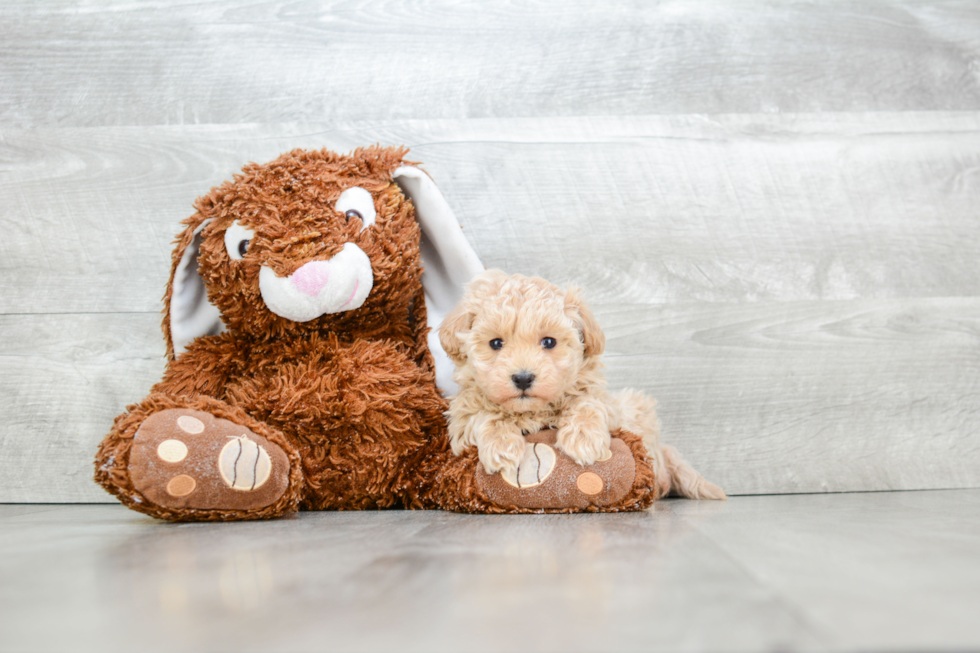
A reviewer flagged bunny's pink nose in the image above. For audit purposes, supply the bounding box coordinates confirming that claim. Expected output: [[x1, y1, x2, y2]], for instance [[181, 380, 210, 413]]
[[291, 260, 331, 296]]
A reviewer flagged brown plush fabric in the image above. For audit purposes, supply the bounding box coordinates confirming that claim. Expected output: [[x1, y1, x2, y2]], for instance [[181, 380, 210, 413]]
[[96, 147, 446, 520], [420, 428, 658, 514], [160, 147, 431, 367], [473, 430, 636, 510], [94, 393, 304, 521], [93, 146, 659, 520], [128, 408, 292, 511]]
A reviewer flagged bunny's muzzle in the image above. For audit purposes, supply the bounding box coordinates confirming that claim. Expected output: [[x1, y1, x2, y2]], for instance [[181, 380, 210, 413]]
[[258, 243, 374, 322]]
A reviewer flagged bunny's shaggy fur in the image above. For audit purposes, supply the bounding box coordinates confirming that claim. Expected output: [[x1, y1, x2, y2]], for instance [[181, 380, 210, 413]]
[[94, 147, 666, 520], [95, 147, 449, 520], [440, 271, 726, 501]]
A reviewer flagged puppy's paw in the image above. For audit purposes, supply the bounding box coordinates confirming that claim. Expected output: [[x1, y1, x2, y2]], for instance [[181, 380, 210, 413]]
[[557, 420, 612, 466], [478, 432, 527, 477]]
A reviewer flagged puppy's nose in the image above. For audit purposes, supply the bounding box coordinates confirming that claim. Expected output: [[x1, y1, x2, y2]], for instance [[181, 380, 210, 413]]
[[511, 371, 536, 391]]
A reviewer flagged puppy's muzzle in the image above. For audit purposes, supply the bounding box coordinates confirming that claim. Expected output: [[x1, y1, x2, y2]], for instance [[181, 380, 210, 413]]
[[511, 371, 536, 391]]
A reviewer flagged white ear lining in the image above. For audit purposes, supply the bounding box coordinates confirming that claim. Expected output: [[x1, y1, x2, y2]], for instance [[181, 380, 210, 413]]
[[393, 166, 485, 397], [166, 166, 484, 393], [170, 219, 225, 357]]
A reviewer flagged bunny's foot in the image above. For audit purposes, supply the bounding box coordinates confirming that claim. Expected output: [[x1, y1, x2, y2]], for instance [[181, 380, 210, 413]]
[[95, 395, 303, 521], [423, 428, 658, 513], [475, 429, 640, 510], [128, 408, 291, 512]]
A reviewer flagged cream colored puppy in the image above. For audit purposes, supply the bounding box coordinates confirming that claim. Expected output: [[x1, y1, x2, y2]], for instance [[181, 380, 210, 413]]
[[440, 270, 726, 500]]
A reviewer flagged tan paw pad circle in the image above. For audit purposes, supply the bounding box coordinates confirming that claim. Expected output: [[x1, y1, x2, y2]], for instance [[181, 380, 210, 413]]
[[501, 443, 557, 489], [219, 435, 272, 491], [166, 474, 197, 497], [156, 439, 188, 463], [576, 472, 604, 495], [177, 415, 205, 434]]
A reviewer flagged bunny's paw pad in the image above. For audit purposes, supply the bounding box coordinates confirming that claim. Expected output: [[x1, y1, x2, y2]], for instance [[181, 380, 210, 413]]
[[499, 442, 557, 489], [476, 429, 635, 510], [128, 409, 290, 511]]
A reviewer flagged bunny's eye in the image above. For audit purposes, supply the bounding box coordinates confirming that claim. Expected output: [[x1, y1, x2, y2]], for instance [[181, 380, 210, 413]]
[[335, 187, 376, 230], [541, 337, 557, 349], [224, 221, 255, 261], [489, 338, 504, 351]]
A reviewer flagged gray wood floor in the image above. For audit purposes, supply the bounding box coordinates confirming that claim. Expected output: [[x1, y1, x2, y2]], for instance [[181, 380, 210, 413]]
[[2, 1, 979, 501], [3, 491, 980, 652]]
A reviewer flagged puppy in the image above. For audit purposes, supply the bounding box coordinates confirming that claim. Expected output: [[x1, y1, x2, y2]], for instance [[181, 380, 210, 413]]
[[439, 270, 726, 500]]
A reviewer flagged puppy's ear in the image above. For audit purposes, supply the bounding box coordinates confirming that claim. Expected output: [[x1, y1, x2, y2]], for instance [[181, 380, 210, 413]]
[[439, 301, 475, 365], [439, 270, 509, 364], [564, 286, 605, 358]]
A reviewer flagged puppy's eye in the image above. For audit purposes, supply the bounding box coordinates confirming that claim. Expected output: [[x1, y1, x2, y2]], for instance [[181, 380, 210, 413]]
[[224, 221, 255, 261], [541, 337, 557, 349], [489, 338, 504, 351], [335, 187, 376, 231]]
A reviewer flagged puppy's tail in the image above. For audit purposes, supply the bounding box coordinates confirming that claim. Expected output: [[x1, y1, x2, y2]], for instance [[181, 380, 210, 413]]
[[660, 444, 727, 501], [610, 389, 726, 501]]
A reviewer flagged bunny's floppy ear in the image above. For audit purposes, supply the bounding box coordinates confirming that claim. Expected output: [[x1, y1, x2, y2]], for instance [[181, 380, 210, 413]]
[[393, 166, 484, 396], [163, 216, 225, 360], [564, 286, 605, 359]]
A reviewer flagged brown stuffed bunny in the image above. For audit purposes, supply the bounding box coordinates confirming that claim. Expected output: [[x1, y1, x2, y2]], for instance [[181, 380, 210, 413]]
[[94, 146, 658, 520]]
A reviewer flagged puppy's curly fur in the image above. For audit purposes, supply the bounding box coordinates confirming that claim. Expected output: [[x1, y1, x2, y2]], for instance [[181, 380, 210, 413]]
[[440, 270, 726, 500]]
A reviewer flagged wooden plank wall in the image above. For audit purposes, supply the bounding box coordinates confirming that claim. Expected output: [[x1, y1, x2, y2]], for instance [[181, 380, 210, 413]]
[[1, 1, 978, 502]]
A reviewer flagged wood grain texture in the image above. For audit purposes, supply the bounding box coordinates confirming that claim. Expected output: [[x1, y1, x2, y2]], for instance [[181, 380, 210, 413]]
[[599, 298, 980, 494], [2, 112, 979, 314], [5, 494, 980, 651], [1, 299, 977, 501], [2, 1, 979, 502], [3, 1, 980, 128], [0, 314, 164, 502]]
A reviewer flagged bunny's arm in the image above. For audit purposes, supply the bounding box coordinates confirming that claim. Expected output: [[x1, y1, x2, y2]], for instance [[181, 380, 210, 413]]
[[151, 333, 242, 400]]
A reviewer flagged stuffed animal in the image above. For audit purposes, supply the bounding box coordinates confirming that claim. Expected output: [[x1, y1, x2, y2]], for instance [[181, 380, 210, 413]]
[[94, 146, 659, 520]]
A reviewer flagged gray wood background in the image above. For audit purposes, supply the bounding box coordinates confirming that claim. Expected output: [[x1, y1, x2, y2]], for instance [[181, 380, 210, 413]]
[[1, 0, 978, 502]]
